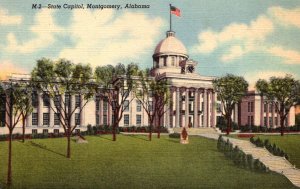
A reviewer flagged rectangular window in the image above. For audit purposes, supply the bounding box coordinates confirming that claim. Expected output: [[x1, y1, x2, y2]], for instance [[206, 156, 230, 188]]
[[103, 101, 108, 111], [269, 103, 273, 113], [43, 113, 49, 125], [248, 102, 251, 112], [43, 93, 50, 107], [32, 113, 38, 126], [251, 102, 254, 112], [201, 102, 204, 111], [264, 104, 267, 113], [75, 95, 81, 108], [275, 117, 278, 126], [103, 115, 107, 125], [96, 100, 100, 111], [148, 101, 153, 112], [65, 94, 70, 106], [54, 129, 59, 134], [43, 129, 48, 134], [136, 100, 141, 112], [124, 114, 129, 125], [112, 101, 116, 110], [269, 118, 273, 127], [112, 115, 115, 124], [54, 113, 60, 125], [251, 116, 254, 126], [32, 92, 38, 107], [96, 114, 100, 125], [124, 100, 129, 112], [136, 115, 141, 125], [264, 117, 267, 126], [75, 113, 80, 126], [54, 95, 61, 108], [32, 129, 37, 134], [0, 110, 5, 127]]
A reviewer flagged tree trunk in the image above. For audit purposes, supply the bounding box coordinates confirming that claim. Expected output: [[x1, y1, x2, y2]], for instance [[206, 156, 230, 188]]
[[149, 125, 152, 141], [22, 118, 25, 143], [226, 115, 231, 135], [157, 128, 161, 139], [280, 116, 285, 136], [112, 122, 117, 141], [67, 129, 71, 158], [7, 130, 12, 186]]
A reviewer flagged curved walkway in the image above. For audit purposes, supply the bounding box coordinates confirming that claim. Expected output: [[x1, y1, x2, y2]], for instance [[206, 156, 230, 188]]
[[199, 133, 300, 188]]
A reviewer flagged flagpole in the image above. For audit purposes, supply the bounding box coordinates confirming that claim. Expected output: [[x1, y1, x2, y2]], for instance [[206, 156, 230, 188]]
[[169, 4, 172, 31]]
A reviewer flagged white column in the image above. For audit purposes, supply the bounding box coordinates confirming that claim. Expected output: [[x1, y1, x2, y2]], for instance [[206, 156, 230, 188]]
[[49, 98, 54, 127], [193, 89, 198, 128], [203, 89, 208, 127], [211, 91, 216, 127], [70, 95, 75, 127], [175, 88, 180, 127], [185, 88, 189, 127], [38, 92, 43, 126], [100, 98, 103, 125], [26, 94, 32, 127]]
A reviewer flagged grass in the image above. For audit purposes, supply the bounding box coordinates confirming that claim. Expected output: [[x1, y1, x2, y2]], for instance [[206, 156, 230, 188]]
[[0, 135, 297, 189], [250, 135, 300, 168]]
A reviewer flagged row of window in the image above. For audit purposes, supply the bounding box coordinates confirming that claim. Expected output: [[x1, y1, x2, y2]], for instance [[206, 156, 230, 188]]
[[96, 100, 153, 112], [32, 93, 81, 108], [32, 129, 80, 135], [264, 103, 278, 113], [96, 114, 142, 126], [264, 117, 279, 126], [31, 113, 80, 126]]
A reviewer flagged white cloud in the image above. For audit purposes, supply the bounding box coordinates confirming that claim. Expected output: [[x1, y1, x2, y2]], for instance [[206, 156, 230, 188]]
[[269, 6, 300, 28], [244, 71, 294, 90], [5, 9, 63, 53], [268, 46, 300, 64], [0, 8, 22, 25], [59, 10, 163, 67], [0, 60, 27, 80], [192, 6, 300, 64], [193, 15, 274, 58]]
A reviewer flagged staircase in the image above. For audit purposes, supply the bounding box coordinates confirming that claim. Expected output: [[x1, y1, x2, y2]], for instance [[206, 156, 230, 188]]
[[222, 136, 300, 188]]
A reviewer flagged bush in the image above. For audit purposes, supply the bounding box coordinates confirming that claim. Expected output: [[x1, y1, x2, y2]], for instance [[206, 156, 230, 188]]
[[169, 133, 180, 138]]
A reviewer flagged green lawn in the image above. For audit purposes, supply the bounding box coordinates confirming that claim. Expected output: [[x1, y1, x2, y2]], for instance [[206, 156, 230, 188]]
[[0, 135, 297, 189], [250, 135, 300, 168]]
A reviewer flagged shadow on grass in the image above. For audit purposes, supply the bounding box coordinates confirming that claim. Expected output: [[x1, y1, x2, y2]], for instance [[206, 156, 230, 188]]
[[97, 135, 114, 141], [126, 134, 149, 142], [29, 141, 66, 158]]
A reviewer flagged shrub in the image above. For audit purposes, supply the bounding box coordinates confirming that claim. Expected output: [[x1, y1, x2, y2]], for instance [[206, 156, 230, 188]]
[[169, 133, 180, 138]]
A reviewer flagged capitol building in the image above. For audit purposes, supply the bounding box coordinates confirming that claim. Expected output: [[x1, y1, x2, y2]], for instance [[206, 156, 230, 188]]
[[0, 30, 294, 135]]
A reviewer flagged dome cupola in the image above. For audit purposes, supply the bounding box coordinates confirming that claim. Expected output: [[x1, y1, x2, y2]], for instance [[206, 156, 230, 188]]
[[152, 31, 189, 75]]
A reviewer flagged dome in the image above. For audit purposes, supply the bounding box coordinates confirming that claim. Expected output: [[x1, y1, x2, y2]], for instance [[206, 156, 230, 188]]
[[154, 31, 187, 56]]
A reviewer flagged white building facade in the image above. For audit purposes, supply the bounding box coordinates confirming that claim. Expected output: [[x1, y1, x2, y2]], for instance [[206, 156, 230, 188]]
[[0, 30, 226, 135]]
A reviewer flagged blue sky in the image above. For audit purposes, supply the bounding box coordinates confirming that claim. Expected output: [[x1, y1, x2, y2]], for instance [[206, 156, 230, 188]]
[[0, 0, 299, 88]]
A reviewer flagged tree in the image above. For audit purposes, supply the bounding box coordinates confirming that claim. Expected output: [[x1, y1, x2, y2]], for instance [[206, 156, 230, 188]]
[[0, 81, 31, 186], [31, 58, 96, 158], [213, 74, 248, 135], [14, 82, 33, 143], [94, 63, 139, 141], [152, 78, 170, 139], [256, 75, 300, 136], [136, 69, 155, 140]]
